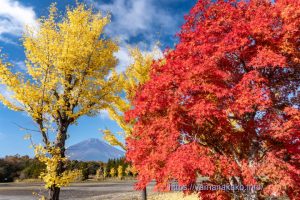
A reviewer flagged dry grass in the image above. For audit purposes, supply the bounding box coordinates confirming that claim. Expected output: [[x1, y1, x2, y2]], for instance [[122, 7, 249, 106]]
[[14, 178, 43, 183], [149, 192, 199, 200]]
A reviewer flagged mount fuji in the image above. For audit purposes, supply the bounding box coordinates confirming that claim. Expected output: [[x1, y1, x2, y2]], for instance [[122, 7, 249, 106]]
[[66, 138, 125, 162]]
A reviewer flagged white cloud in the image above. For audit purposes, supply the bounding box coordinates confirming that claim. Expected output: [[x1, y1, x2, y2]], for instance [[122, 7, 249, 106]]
[[0, 35, 18, 45], [0, 85, 14, 100], [114, 46, 133, 73], [89, 0, 173, 72], [114, 43, 163, 73], [0, 0, 38, 42], [99, 110, 110, 119], [0, 84, 24, 110], [13, 60, 26, 71], [93, 0, 178, 41]]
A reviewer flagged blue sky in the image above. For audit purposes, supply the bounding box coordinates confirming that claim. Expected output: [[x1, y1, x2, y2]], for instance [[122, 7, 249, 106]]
[[0, 0, 196, 157]]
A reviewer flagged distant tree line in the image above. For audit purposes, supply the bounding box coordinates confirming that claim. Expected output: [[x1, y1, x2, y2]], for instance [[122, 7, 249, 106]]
[[0, 155, 44, 182], [0, 155, 136, 182], [103, 157, 137, 179]]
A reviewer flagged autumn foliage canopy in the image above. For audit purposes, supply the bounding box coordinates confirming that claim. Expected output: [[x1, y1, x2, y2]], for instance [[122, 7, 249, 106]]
[[126, 0, 300, 199]]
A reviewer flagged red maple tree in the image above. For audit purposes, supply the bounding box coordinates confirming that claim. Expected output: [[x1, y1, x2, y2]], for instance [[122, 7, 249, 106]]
[[126, 0, 300, 199]]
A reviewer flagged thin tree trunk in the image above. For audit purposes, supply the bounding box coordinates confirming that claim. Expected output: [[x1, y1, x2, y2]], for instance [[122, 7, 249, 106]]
[[142, 187, 147, 200], [245, 188, 258, 200], [48, 158, 64, 200], [48, 123, 69, 200], [245, 137, 259, 200], [49, 186, 60, 200], [229, 177, 238, 200], [48, 154, 65, 200]]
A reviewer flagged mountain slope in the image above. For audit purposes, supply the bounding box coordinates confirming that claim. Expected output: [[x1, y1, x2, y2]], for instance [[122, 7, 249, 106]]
[[66, 138, 125, 162]]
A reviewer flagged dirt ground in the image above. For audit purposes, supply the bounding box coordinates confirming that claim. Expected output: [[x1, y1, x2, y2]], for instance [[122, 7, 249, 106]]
[[0, 180, 158, 200]]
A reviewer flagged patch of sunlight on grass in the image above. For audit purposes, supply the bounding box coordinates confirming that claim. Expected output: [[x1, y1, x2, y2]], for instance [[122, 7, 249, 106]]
[[149, 192, 199, 200]]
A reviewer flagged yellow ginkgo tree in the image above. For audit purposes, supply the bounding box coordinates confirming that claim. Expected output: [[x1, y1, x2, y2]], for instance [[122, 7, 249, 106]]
[[0, 3, 118, 200], [101, 47, 161, 199], [102, 47, 161, 149]]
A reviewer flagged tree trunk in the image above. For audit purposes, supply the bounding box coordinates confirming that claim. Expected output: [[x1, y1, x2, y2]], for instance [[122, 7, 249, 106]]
[[49, 186, 60, 200], [48, 159, 64, 200], [142, 187, 147, 200], [229, 177, 238, 200], [244, 137, 259, 200], [245, 188, 258, 200], [48, 123, 69, 200]]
